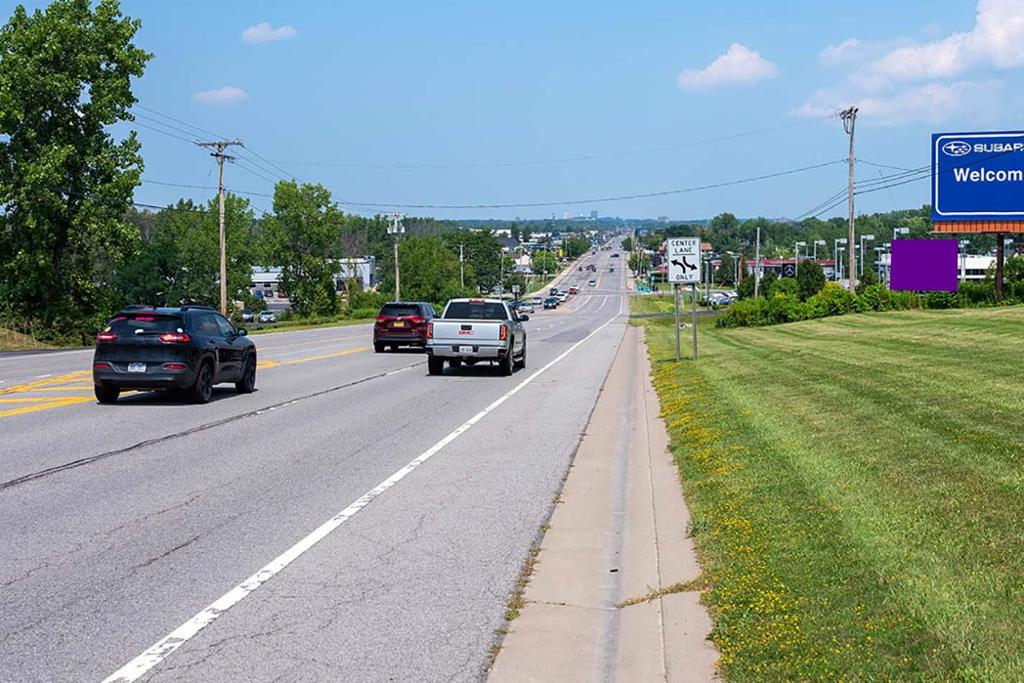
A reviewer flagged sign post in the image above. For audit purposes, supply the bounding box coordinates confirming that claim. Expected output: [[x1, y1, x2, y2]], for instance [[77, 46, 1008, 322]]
[[666, 238, 702, 361]]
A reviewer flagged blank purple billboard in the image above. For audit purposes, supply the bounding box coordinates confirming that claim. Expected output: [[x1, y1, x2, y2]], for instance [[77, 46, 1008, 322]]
[[890, 239, 958, 292]]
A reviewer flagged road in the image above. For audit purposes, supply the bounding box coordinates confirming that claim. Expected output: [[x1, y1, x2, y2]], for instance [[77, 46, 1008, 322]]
[[0, 247, 629, 682]]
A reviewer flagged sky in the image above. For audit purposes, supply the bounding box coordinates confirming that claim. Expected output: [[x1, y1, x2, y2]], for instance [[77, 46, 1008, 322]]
[[14, 0, 1024, 220]]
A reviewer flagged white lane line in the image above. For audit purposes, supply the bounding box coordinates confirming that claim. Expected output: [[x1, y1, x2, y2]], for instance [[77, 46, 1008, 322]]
[[102, 309, 623, 683], [34, 374, 52, 379]]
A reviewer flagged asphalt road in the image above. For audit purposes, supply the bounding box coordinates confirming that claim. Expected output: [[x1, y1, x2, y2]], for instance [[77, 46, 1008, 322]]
[[0, 246, 630, 682]]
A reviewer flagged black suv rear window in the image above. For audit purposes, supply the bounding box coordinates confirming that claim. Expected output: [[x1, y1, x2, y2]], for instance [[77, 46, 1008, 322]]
[[106, 315, 185, 335], [380, 304, 420, 317], [444, 302, 507, 320]]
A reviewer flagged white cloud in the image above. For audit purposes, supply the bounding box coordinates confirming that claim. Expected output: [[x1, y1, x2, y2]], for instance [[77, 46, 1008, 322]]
[[819, 38, 862, 67], [194, 86, 248, 105], [677, 43, 778, 90], [242, 22, 298, 44], [868, 0, 1024, 81], [793, 80, 1000, 125]]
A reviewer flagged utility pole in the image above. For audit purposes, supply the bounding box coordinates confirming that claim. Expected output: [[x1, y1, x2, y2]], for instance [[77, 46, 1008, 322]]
[[840, 106, 858, 292], [459, 243, 465, 289], [386, 212, 405, 301], [197, 140, 243, 315], [754, 226, 762, 298]]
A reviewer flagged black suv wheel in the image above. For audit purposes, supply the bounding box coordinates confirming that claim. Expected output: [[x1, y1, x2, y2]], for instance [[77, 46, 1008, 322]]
[[235, 356, 256, 394], [190, 361, 214, 404], [95, 384, 120, 404]]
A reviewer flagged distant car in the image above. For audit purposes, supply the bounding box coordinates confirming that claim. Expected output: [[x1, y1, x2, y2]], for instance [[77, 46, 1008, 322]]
[[611, 253, 620, 258], [557, 292, 569, 303], [374, 301, 436, 352], [257, 310, 277, 324], [543, 297, 559, 309], [550, 287, 560, 296], [568, 286, 579, 295], [531, 296, 543, 305], [276, 291, 287, 299], [588, 279, 597, 287], [707, 293, 733, 306], [241, 310, 254, 323], [92, 305, 256, 404]]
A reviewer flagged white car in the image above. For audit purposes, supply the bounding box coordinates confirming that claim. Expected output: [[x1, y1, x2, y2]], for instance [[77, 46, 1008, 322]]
[[531, 296, 543, 305], [257, 310, 277, 323]]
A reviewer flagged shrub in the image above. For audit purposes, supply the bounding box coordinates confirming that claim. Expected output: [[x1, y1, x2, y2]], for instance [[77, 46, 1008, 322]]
[[349, 306, 380, 320], [855, 269, 879, 294], [766, 293, 807, 323], [805, 282, 863, 318], [771, 277, 799, 298], [923, 291, 957, 309], [716, 298, 770, 328], [957, 281, 997, 307]]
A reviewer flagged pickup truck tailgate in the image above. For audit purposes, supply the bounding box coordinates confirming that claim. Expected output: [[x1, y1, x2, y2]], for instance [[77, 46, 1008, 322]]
[[431, 320, 503, 344]]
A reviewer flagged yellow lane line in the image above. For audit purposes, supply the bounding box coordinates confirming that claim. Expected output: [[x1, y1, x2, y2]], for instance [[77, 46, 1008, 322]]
[[0, 396, 97, 418], [1, 347, 370, 420]]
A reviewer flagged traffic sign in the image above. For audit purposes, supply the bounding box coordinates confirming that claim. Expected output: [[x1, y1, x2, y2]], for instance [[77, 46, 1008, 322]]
[[932, 131, 1024, 221], [666, 238, 701, 284]]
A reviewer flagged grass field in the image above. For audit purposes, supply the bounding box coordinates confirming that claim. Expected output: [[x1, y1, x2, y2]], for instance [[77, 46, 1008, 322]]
[[637, 306, 1024, 680]]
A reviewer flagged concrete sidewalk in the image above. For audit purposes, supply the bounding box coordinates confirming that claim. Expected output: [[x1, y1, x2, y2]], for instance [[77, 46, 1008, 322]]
[[489, 326, 718, 682]]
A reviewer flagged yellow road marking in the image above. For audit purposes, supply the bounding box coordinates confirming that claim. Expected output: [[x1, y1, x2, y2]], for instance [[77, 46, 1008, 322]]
[[0, 347, 370, 420]]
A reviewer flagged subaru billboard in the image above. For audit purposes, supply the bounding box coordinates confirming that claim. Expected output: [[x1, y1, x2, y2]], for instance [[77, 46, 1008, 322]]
[[932, 131, 1024, 222]]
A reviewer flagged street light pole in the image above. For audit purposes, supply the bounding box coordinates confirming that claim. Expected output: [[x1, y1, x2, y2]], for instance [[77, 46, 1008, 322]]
[[859, 234, 875, 276], [834, 238, 848, 282]]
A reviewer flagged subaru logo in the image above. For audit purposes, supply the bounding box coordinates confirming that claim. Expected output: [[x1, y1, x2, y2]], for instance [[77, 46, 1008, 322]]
[[942, 140, 971, 157]]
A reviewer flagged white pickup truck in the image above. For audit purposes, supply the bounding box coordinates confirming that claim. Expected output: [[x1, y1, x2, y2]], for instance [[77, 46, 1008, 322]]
[[426, 298, 528, 376]]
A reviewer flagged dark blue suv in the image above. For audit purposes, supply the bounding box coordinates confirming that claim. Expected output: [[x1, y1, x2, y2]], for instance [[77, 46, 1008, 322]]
[[92, 305, 257, 404]]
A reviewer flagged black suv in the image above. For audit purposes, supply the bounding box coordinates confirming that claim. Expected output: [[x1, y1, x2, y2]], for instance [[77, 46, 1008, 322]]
[[93, 305, 257, 404]]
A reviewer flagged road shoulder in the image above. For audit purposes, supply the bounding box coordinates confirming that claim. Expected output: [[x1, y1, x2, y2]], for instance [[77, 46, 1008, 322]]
[[488, 325, 718, 682]]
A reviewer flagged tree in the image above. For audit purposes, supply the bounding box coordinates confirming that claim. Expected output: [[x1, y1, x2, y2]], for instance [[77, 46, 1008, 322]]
[[261, 181, 344, 317], [855, 268, 878, 294], [112, 196, 258, 312], [797, 259, 826, 300], [443, 229, 502, 293], [379, 235, 464, 304], [532, 250, 558, 277], [0, 0, 151, 341]]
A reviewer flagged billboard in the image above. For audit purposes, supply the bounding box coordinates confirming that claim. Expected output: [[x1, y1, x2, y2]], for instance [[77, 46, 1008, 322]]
[[932, 131, 1024, 221], [889, 239, 958, 292]]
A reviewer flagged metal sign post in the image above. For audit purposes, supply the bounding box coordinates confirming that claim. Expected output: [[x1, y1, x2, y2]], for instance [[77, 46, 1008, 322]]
[[673, 284, 681, 362], [691, 283, 698, 360], [666, 238, 702, 362]]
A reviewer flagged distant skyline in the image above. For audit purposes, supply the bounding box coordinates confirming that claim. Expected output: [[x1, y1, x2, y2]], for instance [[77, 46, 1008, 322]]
[[15, 0, 1024, 220]]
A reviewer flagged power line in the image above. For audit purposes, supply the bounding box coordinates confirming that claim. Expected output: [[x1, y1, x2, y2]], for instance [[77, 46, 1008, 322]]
[[240, 144, 295, 181], [133, 104, 228, 140], [329, 159, 847, 209], [131, 121, 197, 145], [261, 117, 837, 171]]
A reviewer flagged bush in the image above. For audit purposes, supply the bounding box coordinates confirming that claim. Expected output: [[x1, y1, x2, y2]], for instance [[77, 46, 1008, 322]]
[[923, 291, 957, 309], [771, 277, 799, 298], [766, 293, 807, 324], [716, 298, 770, 327], [805, 282, 863, 318], [349, 306, 380, 320], [956, 281, 997, 307], [855, 269, 879, 294]]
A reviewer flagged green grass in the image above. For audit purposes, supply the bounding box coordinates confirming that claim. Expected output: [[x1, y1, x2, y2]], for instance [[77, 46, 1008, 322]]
[[638, 306, 1024, 680]]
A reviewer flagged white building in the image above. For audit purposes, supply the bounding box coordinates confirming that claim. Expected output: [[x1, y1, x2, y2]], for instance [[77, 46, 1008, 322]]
[[875, 253, 994, 282], [251, 256, 378, 298]]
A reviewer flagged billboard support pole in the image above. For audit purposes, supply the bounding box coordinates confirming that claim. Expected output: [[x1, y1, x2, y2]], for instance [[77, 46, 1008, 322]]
[[996, 233, 1005, 302]]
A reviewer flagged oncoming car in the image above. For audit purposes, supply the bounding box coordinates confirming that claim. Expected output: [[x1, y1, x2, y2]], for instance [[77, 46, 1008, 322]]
[[92, 305, 257, 404]]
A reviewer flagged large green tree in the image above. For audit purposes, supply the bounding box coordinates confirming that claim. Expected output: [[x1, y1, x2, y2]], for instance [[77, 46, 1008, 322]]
[[261, 181, 344, 317], [0, 0, 151, 340], [531, 250, 558, 277], [379, 235, 465, 305]]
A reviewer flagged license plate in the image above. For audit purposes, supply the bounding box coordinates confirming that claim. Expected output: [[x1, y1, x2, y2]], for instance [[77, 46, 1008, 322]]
[[393, 321, 405, 327], [127, 362, 146, 373], [458, 346, 473, 354]]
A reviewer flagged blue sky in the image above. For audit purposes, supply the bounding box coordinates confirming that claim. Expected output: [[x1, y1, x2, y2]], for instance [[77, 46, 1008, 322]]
[[19, 0, 1024, 220]]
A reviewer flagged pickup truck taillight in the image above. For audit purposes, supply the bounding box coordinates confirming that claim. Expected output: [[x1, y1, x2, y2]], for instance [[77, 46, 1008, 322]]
[[499, 324, 508, 341], [426, 323, 433, 339]]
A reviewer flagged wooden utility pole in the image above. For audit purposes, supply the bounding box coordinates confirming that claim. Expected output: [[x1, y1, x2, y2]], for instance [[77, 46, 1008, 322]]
[[753, 226, 761, 298], [840, 107, 858, 292], [197, 140, 242, 315], [385, 212, 405, 301]]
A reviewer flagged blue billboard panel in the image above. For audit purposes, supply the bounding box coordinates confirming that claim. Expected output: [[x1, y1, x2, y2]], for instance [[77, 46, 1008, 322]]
[[932, 131, 1024, 222]]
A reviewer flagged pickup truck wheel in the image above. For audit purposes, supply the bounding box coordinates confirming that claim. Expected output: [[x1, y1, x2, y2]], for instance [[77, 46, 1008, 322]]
[[500, 351, 514, 376], [449, 359, 462, 369], [516, 345, 526, 369], [428, 356, 445, 375]]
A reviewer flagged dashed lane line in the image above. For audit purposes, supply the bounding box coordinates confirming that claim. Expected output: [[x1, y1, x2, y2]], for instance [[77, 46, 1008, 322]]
[[101, 310, 624, 683]]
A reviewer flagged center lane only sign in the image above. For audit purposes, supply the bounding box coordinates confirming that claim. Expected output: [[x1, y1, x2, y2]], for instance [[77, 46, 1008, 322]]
[[666, 237, 701, 285]]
